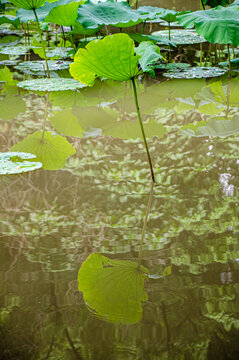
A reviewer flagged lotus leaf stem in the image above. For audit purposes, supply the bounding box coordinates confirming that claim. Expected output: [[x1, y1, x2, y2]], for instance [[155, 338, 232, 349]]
[[138, 180, 154, 268], [41, 92, 49, 142], [33, 8, 50, 78], [227, 44, 231, 78], [131, 77, 155, 183]]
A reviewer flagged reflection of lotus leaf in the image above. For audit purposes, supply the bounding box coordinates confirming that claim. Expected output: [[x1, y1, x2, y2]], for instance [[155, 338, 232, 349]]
[[15, 60, 71, 73], [151, 29, 206, 45], [182, 115, 239, 137], [11, 131, 76, 170], [70, 34, 140, 86], [0, 152, 42, 175], [17, 78, 86, 92], [163, 66, 227, 79], [78, 253, 149, 324]]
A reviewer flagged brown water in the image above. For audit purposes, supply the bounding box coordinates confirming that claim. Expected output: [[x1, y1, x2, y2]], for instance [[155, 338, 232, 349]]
[[1, 1, 239, 358]]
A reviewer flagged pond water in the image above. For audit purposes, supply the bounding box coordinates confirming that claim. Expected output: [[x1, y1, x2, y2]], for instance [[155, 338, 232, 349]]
[[1, 1, 239, 359]]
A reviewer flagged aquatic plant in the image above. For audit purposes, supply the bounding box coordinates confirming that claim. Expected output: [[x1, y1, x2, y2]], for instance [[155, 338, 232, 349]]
[[10, 0, 50, 77], [70, 33, 162, 183]]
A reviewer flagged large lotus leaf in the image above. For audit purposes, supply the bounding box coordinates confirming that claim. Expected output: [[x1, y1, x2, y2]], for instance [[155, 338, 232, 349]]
[[0, 152, 42, 175], [50, 109, 84, 137], [135, 6, 164, 21], [76, 0, 144, 29], [17, 78, 86, 91], [151, 29, 206, 45], [135, 41, 163, 77], [15, 60, 71, 73], [0, 15, 20, 28], [177, 6, 239, 46], [73, 21, 103, 35], [163, 66, 227, 79], [11, 131, 76, 170], [16, 0, 74, 23], [10, 0, 46, 10], [45, 1, 80, 26], [182, 115, 239, 137], [70, 34, 140, 86], [78, 253, 149, 324]]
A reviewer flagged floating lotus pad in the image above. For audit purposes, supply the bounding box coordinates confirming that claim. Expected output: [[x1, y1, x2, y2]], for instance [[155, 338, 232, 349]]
[[17, 78, 87, 92], [163, 66, 227, 79], [0, 152, 42, 175], [0, 60, 20, 66], [151, 29, 207, 45], [0, 45, 40, 55], [46, 47, 73, 58], [15, 60, 71, 73]]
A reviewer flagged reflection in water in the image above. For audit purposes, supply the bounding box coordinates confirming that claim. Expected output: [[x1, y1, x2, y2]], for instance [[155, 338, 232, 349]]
[[1, 35, 239, 359]]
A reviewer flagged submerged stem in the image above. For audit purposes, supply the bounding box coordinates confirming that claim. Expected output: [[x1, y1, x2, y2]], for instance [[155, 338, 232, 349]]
[[33, 8, 50, 78], [138, 181, 154, 268], [131, 77, 155, 183]]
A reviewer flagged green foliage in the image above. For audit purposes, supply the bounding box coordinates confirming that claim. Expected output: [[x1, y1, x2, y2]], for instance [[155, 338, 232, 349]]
[[203, 0, 230, 8], [78, 253, 149, 324], [76, 0, 144, 29], [151, 29, 206, 45], [11, 131, 76, 170], [10, 0, 46, 10], [135, 41, 163, 77], [45, 0, 79, 26], [177, 6, 239, 46], [70, 34, 140, 86], [0, 152, 42, 175]]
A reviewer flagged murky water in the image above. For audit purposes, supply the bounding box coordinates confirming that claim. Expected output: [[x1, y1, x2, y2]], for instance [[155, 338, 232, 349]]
[[1, 1, 239, 359]]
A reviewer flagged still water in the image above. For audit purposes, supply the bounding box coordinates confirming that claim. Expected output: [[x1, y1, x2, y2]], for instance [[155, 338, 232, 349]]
[[1, 2, 239, 360]]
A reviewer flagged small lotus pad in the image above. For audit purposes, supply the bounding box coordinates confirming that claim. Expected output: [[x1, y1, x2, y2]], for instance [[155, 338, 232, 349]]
[[0, 152, 42, 175], [163, 66, 227, 79], [17, 78, 87, 92], [15, 60, 71, 73], [151, 29, 207, 45]]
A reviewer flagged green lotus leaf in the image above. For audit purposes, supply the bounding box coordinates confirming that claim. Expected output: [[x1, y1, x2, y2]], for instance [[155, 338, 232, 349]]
[[70, 34, 140, 86], [0, 152, 42, 175], [10, 0, 46, 10], [135, 6, 164, 21], [77, 0, 143, 29], [15, 60, 71, 73], [78, 253, 149, 324], [0, 15, 20, 28], [17, 78, 86, 92], [0, 45, 39, 55], [72, 21, 103, 35], [46, 47, 73, 59], [16, 0, 73, 23], [182, 115, 239, 137], [11, 131, 76, 170], [135, 41, 163, 77], [158, 9, 177, 23], [156, 63, 191, 71], [177, 6, 239, 46], [163, 66, 227, 79], [151, 29, 206, 45], [45, 1, 80, 26]]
